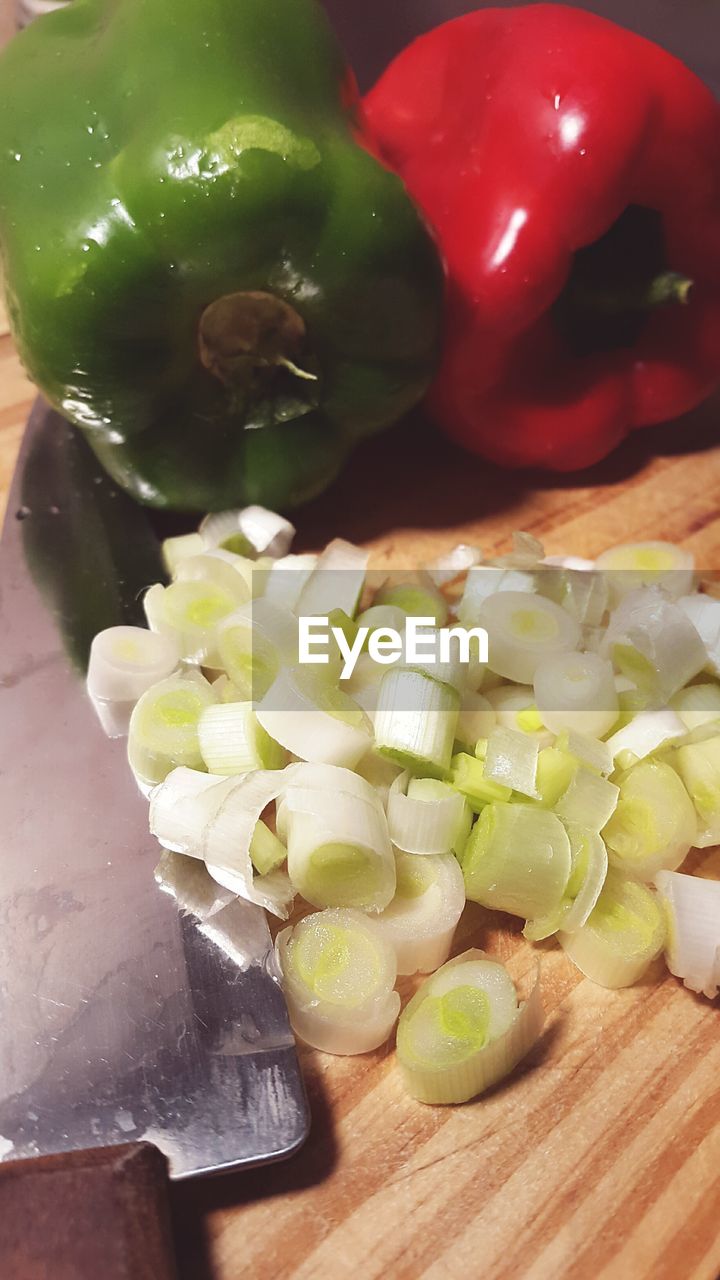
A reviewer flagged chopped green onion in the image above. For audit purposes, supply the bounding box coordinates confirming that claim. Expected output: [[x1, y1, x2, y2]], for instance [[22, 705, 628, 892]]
[[455, 691, 497, 751], [217, 600, 299, 699], [524, 824, 608, 940], [162, 532, 204, 577], [250, 819, 287, 876], [428, 544, 482, 587], [672, 734, 720, 846], [144, 571, 247, 667], [555, 769, 619, 831], [374, 576, 448, 627], [479, 591, 580, 684], [374, 669, 459, 778], [676, 594, 720, 676], [461, 803, 571, 919], [458, 566, 536, 627], [175, 549, 255, 597], [560, 868, 666, 988], [483, 726, 539, 798], [490, 531, 545, 569], [372, 850, 466, 974], [451, 752, 512, 810], [669, 682, 720, 733], [605, 709, 685, 763], [262, 552, 318, 611], [276, 908, 400, 1054], [200, 505, 295, 559], [128, 671, 216, 790], [198, 702, 285, 775], [200, 767, 297, 916], [533, 651, 618, 738], [149, 765, 225, 855], [602, 588, 706, 703], [354, 751, 404, 808], [295, 538, 368, 619], [534, 745, 580, 807], [86, 625, 180, 736], [284, 768, 395, 911], [356, 604, 408, 636], [555, 729, 613, 776], [484, 684, 551, 741], [546, 566, 609, 627], [396, 949, 544, 1103], [654, 871, 720, 999], [257, 667, 372, 768], [387, 772, 470, 855], [595, 540, 695, 604], [603, 759, 697, 879]]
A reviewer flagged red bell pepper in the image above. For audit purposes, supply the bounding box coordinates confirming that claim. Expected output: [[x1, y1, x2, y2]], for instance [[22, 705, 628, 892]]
[[364, 5, 720, 471]]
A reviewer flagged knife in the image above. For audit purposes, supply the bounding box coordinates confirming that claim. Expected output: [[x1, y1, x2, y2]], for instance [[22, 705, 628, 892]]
[[0, 401, 310, 1279]]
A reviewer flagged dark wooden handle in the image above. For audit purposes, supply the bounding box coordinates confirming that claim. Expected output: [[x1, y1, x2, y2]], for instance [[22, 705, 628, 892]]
[[0, 1142, 178, 1280]]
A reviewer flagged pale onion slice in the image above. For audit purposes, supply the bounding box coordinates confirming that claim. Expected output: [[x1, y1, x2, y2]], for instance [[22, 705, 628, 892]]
[[601, 588, 706, 703], [399, 625, 466, 693], [396, 950, 544, 1104], [86, 626, 180, 736], [524, 824, 608, 940], [483, 725, 539, 798], [387, 772, 469, 855], [249, 820, 287, 876], [200, 767, 297, 916], [461, 803, 571, 920], [669, 682, 720, 733], [198, 702, 285, 775], [595, 540, 695, 604], [672, 734, 720, 846], [455, 692, 497, 751], [533, 650, 618, 738], [560, 868, 666, 988], [217, 599, 299, 700], [372, 850, 466, 974], [128, 670, 216, 788], [605, 708, 685, 764], [257, 667, 372, 769], [162, 532, 205, 577], [457, 566, 536, 628], [262, 553, 319, 611], [149, 765, 226, 856], [654, 871, 720, 999], [144, 571, 247, 666], [175, 549, 255, 597], [676, 594, 720, 676], [408, 778, 473, 854], [276, 909, 400, 1054], [555, 769, 619, 831], [488, 531, 545, 569], [556, 729, 614, 776], [535, 743, 580, 807], [343, 651, 386, 715], [356, 604, 408, 635], [374, 574, 448, 627], [200, 506, 295, 559], [294, 538, 368, 619], [284, 779, 395, 911], [479, 591, 581, 684], [374, 668, 459, 778], [354, 751, 404, 809], [428, 544, 482, 587], [603, 759, 697, 880], [543, 566, 608, 628], [484, 684, 550, 742], [450, 752, 512, 810]]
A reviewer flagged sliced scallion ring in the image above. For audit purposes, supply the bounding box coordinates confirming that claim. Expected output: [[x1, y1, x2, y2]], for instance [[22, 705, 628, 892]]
[[672, 734, 720, 846], [86, 625, 180, 734], [161, 532, 204, 577], [294, 538, 369, 619], [387, 772, 470, 855], [458, 566, 536, 628], [372, 850, 466, 974], [654, 871, 720, 1000], [483, 725, 539, 798], [560, 868, 666, 988], [144, 573, 246, 666], [461, 802, 571, 920], [198, 701, 285, 775], [276, 909, 400, 1054], [603, 759, 697, 880], [396, 949, 544, 1104], [374, 668, 459, 778], [128, 671, 216, 788], [200, 505, 295, 559], [257, 667, 373, 768], [523, 824, 608, 941], [533, 650, 618, 738], [479, 591, 580, 684], [595, 540, 695, 604], [555, 768, 619, 832], [601, 588, 706, 704]]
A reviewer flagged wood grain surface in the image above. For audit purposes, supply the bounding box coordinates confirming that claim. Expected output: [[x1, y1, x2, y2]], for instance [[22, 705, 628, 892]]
[[1, 12, 719, 1273]]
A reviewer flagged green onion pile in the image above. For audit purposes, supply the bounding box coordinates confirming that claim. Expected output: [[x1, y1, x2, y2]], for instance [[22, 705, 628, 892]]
[[87, 514, 720, 1105]]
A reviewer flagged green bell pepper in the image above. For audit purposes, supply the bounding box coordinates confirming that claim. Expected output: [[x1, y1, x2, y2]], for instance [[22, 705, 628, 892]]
[[0, 0, 442, 511]]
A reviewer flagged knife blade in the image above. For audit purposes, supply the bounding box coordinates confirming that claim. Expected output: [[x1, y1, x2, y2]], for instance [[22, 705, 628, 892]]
[[0, 402, 309, 1268]]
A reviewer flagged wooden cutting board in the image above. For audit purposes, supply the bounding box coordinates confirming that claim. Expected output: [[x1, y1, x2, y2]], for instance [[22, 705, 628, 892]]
[[2, 316, 719, 1280]]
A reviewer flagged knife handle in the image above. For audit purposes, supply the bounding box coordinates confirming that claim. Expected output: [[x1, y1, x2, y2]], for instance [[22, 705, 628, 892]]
[[0, 1142, 178, 1280]]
